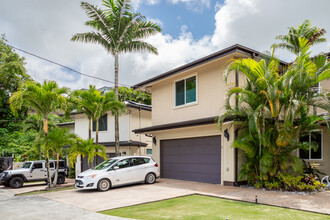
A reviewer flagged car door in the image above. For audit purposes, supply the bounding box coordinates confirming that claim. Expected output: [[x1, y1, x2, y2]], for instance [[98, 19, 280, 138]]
[[111, 159, 132, 186], [49, 161, 56, 177], [29, 162, 45, 180], [130, 158, 148, 182]]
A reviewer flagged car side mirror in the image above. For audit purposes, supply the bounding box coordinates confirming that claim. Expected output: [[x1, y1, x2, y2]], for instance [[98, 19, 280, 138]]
[[114, 166, 119, 170]]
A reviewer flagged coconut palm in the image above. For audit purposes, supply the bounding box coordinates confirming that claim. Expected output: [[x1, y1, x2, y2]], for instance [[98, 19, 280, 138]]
[[272, 20, 326, 55], [10, 80, 69, 189], [68, 138, 107, 169], [46, 127, 76, 186], [72, 0, 161, 156]]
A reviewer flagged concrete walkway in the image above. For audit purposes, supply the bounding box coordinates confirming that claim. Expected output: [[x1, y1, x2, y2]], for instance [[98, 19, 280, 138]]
[[0, 188, 130, 220], [159, 179, 330, 215]]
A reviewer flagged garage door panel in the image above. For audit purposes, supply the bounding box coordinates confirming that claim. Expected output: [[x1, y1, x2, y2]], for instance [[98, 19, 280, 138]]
[[160, 135, 221, 184]]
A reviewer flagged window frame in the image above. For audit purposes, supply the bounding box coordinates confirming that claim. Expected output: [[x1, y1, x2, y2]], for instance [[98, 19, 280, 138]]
[[298, 130, 323, 160], [174, 74, 198, 108], [92, 113, 108, 132]]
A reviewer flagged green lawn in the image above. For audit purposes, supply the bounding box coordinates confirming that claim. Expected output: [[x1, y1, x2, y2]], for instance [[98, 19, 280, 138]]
[[17, 186, 75, 196], [101, 195, 329, 220]]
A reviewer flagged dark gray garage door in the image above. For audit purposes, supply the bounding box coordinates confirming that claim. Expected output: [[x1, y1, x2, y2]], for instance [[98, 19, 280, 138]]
[[160, 136, 221, 184]]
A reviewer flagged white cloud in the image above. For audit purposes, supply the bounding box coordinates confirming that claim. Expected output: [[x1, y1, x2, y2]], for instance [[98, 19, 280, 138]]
[[167, 0, 211, 12], [132, 0, 161, 8], [0, 0, 329, 91]]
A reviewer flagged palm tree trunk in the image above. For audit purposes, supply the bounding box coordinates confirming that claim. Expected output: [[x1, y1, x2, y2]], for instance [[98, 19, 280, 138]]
[[88, 117, 92, 140], [53, 152, 59, 187], [39, 145, 41, 160], [114, 53, 120, 156], [95, 120, 99, 165], [43, 117, 52, 189]]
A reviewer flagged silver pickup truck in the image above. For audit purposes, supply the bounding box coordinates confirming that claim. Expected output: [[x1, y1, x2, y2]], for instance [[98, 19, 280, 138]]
[[0, 160, 68, 188]]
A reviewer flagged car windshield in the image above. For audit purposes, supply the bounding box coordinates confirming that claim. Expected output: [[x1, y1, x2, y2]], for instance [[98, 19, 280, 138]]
[[94, 159, 118, 170], [21, 162, 32, 169]]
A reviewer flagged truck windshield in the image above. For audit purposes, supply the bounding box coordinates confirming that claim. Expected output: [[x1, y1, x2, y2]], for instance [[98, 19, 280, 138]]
[[94, 159, 118, 170], [22, 162, 32, 169]]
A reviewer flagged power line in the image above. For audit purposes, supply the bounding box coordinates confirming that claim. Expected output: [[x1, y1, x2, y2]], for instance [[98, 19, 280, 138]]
[[6, 43, 132, 87]]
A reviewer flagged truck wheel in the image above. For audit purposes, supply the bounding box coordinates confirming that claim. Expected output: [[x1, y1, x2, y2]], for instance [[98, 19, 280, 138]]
[[57, 174, 65, 184], [9, 177, 24, 188]]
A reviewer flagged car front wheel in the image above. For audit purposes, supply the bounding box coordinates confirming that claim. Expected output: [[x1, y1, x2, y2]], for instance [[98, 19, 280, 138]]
[[97, 179, 111, 192], [145, 173, 156, 184], [9, 177, 24, 188]]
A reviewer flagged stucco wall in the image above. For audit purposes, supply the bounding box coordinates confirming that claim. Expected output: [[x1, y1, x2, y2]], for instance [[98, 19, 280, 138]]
[[151, 123, 236, 185], [151, 56, 236, 126]]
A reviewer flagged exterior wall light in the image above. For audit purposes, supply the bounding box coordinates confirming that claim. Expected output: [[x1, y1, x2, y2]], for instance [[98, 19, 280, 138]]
[[224, 129, 230, 141]]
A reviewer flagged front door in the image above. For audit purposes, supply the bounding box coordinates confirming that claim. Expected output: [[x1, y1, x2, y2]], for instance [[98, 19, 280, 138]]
[[111, 159, 132, 186]]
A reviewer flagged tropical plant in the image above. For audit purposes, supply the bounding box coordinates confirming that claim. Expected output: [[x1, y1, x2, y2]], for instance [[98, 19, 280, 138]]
[[10, 80, 70, 189], [117, 87, 151, 105], [218, 37, 330, 184], [68, 138, 107, 169], [72, 0, 161, 156], [272, 20, 327, 55], [46, 127, 76, 186]]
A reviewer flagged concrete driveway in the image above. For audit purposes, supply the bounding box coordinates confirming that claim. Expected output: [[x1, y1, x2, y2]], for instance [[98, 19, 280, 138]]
[[39, 182, 195, 211]]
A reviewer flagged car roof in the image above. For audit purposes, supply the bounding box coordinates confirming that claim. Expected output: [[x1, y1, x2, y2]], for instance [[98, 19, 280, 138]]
[[110, 155, 151, 160], [24, 160, 65, 163]]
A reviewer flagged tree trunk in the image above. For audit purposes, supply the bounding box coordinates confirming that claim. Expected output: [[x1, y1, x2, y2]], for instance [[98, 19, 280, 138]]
[[88, 117, 92, 140], [114, 53, 120, 156], [95, 119, 99, 165], [53, 152, 59, 187], [39, 145, 41, 160], [43, 117, 52, 189]]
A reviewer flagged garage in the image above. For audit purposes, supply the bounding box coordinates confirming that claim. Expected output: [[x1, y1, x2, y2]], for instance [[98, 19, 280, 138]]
[[160, 135, 221, 184]]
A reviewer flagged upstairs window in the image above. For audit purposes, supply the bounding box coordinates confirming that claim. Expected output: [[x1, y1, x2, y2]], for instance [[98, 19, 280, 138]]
[[299, 131, 322, 160], [93, 114, 108, 132], [175, 75, 197, 107]]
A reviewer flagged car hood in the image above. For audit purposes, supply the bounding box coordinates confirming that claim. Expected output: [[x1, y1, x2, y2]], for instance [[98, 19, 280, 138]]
[[78, 169, 106, 177], [7, 168, 29, 174]]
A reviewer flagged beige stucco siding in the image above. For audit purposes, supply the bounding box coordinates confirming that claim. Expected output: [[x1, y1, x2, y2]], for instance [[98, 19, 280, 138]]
[[151, 57, 236, 126], [305, 126, 330, 177], [150, 123, 236, 185]]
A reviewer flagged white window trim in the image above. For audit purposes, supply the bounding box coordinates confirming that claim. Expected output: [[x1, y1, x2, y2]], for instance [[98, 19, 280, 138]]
[[298, 130, 323, 160], [174, 74, 198, 108]]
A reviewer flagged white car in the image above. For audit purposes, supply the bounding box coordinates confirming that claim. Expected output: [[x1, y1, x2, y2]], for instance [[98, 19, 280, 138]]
[[75, 156, 160, 191]]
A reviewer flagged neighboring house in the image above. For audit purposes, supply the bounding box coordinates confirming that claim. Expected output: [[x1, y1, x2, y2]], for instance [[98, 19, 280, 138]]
[[132, 44, 330, 186], [60, 101, 152, 175]]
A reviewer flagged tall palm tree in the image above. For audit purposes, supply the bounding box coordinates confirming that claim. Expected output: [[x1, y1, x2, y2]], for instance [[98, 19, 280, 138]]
[[68, 138, 107, 169], [72, 0, 161, 156], [272, 20, 327, 55], [10, 80, 69, 189], [46, 127, 76, 186]]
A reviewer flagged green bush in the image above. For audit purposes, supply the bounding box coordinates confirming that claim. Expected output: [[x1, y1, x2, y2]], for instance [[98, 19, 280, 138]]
[[254, 174, 326, 192]]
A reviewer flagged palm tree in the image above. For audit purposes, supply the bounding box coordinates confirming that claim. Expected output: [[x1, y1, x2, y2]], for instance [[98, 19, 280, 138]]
[[219, 39, 330, 183], [91, 89, 125, 163], [72, 0, 161, 156], [68, 138, 107, 169], [46, 127, 76, 186], [272, 20, 327, 55], [23, 114, 57, 160], [10, 80, 69, 189]]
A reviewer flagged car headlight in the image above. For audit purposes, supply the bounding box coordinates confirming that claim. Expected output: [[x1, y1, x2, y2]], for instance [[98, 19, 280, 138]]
[[84, 174, 97, 180]]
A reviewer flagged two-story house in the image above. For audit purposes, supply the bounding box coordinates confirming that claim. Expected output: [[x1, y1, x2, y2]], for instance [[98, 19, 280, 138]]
[[132, 44, 330, 186], [60, 100, 152, 174]]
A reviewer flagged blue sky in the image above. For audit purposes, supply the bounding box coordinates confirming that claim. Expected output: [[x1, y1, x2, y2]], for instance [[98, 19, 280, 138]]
[[138, 1, 220, 39], [0, 0, 329, 89]]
